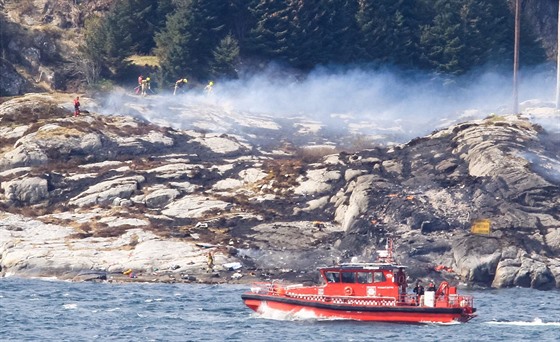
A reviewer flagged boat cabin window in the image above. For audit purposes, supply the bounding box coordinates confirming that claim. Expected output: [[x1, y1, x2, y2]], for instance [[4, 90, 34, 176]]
[[325, 271, 340, 283], [341, 272, 356, 283], [373, 271, 386, 283], [357, 272, 373, 284]]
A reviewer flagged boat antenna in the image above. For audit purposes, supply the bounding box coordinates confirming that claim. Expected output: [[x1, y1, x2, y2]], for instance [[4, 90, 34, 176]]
[[375, 239, 395, 263]]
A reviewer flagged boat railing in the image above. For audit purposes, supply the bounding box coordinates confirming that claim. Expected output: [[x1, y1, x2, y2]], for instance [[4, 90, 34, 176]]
[[398, 294, 475, 308], [454, 295, 474, 309], [398, 294, 421, 306], [249, 282, 274, 294], [249, 281, 303, 295]]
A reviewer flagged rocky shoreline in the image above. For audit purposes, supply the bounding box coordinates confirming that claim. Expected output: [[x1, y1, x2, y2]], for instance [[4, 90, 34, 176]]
[[1, 93, 560, 290]]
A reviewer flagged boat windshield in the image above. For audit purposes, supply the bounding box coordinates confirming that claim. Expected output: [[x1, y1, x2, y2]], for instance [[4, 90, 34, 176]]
[[357, 272, 373, 284], [325, 271, 340, 283], [374, 271, 386, 283], [341, 272, 355, 283], [324, 270, 388, 284]]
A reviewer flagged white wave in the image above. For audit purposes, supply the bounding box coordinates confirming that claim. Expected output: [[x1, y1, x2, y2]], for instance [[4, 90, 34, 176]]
[[106, 307, 121, 312], [292, 308, 322, 320], [420, 320, 461, 325], [255, 302, 310, 321], [63, 303, 78, 310], [254, 302, 347, 321], [486, 317, 560, 326], [145, 298, 163, 302], [28, 276, 66, 282]]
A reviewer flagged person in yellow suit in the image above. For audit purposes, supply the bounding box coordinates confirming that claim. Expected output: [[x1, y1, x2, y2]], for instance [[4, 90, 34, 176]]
[[206, 251, 214, 273], [204, 81, 214, 94], [141, 77, 151, 97], [174, 78, 188, 95]]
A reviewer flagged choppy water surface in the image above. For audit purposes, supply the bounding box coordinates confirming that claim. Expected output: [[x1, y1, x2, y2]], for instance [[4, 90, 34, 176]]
[[1, 278, 559, 341]]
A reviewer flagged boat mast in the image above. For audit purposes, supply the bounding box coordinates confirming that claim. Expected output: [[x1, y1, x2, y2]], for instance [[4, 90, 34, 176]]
[[376, 239, 395, 263]]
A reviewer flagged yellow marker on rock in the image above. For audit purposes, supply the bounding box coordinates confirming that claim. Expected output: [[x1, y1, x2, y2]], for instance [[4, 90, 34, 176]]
[[471, 219, 491, 234]]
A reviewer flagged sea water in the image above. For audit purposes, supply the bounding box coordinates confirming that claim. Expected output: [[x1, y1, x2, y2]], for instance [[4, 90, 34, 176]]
[[1, 277, 559, 341]]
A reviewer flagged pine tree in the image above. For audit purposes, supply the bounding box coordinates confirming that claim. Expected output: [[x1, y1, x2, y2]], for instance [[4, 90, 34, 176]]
[[154, 3, 192, 83], [286, 0, 323, 69], [81, 0, 137, 75], [82, 16, 107, 67], [226, 0, 256, 51], [209, 34, 240, 78], [80, 16, 107, 84], [103, 1, 134, 73], [356, 0, 424, 68], [185, 0, 229, 79], [287, 0, 361, 68], [419, 0, 545, 74], [246, 0, 293, 63], [320, 0, 362, 65], [419, 0, 465, 74]]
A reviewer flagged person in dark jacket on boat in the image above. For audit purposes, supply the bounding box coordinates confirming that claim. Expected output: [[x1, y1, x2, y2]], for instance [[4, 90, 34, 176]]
[[413, 281, 425, 295], [427, 282, 436, 291], [413, 280, 424, 305]]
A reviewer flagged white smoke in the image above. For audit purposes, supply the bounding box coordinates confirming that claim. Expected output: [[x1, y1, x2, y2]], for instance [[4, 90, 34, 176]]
[[94, 63, 558, 142]]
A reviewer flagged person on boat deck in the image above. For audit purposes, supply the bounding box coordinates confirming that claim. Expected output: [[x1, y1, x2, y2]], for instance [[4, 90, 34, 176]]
[[427, 282, 436, 291], [413, 280, 424, 305], [413, 281, 424, 296]]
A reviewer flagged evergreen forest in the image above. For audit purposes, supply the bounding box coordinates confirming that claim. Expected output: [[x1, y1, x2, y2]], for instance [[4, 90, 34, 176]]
[[82, 0, 548, 86]]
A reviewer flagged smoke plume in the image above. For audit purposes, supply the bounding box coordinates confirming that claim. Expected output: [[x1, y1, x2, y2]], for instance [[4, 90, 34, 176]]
[[96, 63, 558, 143]]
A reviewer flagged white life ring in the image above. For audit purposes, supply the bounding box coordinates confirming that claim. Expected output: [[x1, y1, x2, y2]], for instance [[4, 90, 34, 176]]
[[344, 286, 353, 296]]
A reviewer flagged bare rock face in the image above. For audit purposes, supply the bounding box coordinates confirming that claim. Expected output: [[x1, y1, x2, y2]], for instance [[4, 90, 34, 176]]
[[336, 175, 375, 232], [1, 177, 48, 204], [0, 144, 49, 171], [144, 188, 181, 208], [452, 235, 502, 284], [68, 176, 145, 207], [0, 60, 27, 96], [0, 213, 236, 279], [0, 94, 559, 290]]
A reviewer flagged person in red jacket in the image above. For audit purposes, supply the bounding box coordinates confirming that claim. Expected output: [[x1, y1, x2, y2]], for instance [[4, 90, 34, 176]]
[[135, 75, 143, 94], [73, 96, 80, 117]]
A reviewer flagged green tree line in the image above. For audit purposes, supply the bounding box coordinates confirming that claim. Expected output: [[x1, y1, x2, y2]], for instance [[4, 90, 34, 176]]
[[82, 0, 546, 85]]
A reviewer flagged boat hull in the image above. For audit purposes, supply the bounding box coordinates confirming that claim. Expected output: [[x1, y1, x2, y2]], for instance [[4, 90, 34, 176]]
[[242, 294, 476, 323]]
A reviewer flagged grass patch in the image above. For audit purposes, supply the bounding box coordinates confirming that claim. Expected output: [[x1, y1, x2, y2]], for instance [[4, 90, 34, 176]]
[[484, 114, 506, 123], [259, 159, 304, 192], [34, 126, 84, 140], [126, 55, 160, 67]]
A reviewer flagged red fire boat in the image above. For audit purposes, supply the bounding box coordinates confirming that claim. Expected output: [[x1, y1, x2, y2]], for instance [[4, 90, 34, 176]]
[[241, 241, 476, 323]]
